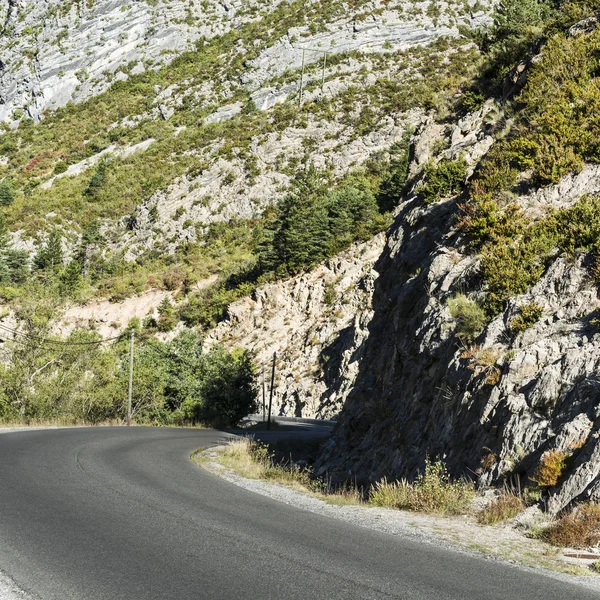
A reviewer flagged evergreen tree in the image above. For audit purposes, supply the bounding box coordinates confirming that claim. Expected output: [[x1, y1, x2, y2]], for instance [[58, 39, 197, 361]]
[[327, 177, 379, 252], [34, 229, 64, 273], [259, 165, 332, 274], [84, 161, 108, 200], [59, 260, 84, 298], [0, 211, 11, 283], [5, 249, 29, 284], [0, 180, 15, 206], [377, 136, 411, 213]]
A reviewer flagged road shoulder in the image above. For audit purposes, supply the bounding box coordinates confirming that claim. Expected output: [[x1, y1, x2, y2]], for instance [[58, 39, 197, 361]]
[[195, 444, 600, 594]]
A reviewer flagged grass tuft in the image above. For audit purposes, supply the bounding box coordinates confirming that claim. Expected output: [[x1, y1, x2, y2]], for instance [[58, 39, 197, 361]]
[[477, 492, 525, 525], [369, 459, 475, 515]]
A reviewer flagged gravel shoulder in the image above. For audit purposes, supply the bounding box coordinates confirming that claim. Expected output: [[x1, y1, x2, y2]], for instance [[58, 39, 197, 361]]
[[197, 445, 600, 593], [0, 571, 30, 600]]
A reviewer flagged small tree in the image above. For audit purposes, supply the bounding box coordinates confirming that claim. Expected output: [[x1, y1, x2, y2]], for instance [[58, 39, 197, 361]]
[[0, 181, 15, 206], [194, 346, 257, 427], [4, 249, 29, 284], [84, 161, 108, 200], [34, 229, 64, 273], [157, 297, 177, 332], [59, 261, 84, 299], [258, 165, 332, 275]]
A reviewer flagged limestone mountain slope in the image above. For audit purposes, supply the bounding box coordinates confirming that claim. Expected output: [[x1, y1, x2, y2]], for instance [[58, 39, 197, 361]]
[[314, 10, 600, 513]]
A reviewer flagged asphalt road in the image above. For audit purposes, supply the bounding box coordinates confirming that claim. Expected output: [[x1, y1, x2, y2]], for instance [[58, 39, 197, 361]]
[[0, 427, 596, 600]]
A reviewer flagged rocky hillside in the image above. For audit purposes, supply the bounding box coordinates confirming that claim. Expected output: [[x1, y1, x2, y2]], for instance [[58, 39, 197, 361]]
[[314, 2, 600, 514], [0, 0, 494, 421], [5, 0, 600, 517]]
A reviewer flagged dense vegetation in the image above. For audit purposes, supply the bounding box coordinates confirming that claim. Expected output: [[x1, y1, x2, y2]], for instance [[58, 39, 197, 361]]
[[5, 0, 600, 422], [452, 0, 600, 318], [0, 320, 257, 427]]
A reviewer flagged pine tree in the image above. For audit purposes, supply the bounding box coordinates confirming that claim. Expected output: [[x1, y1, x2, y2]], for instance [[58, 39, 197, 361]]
[[5, 250, 29, 284], [84, 161, 108, 200], [0, 181, 15, 206], [34, 229, 64, 273], [264, 165, 332, 274], [59, 260, 84, 298]]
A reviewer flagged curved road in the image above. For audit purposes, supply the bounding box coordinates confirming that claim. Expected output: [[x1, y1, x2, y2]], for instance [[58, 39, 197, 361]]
[[0, 427, 596, 600]]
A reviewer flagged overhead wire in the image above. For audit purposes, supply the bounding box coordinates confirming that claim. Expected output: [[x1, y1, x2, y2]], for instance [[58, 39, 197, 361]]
[[0, 324, 199, 368], [0, 323, 123, 348]]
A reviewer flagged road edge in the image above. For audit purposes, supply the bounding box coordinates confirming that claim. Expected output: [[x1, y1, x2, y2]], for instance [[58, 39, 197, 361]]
[[193, 444, 600, 594]]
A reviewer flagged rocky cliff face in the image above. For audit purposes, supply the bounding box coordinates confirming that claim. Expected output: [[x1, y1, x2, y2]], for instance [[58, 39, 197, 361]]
[[314, 100, 600, 514], [206, 234, 385, 418], [0, 0, 252, 124]]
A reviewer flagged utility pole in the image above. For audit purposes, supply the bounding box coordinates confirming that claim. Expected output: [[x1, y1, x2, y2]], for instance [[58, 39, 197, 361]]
[[295, 46, 330, 103], [127, 330, 134, 427], [267, 351, 276, 430], [298, 49, 306, 106], [261, 364, 266, 423]]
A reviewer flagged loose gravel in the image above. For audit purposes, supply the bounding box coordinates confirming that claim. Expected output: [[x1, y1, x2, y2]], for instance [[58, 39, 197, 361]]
[[0, 571, 30, 600]]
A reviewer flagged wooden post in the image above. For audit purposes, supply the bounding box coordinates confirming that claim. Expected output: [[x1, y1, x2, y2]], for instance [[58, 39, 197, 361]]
[[267, 352, 276, 430], [127, 330, 134, 426], [261, 364, 266, 422]]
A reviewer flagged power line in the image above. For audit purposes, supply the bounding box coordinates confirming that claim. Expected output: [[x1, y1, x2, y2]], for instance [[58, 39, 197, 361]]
[[0, 323, 123, 347]]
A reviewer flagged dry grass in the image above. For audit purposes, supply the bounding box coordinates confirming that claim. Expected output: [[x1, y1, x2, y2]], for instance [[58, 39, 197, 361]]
[[531, 450, 567, 487], [207, 437, 365, 504], [369, 459, 475, 516], [541, 504, 600, 548], [477, 492, 525, 525], [220, 438, 323, 493]]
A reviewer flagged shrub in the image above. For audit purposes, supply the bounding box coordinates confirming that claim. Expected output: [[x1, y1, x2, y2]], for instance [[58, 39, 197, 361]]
[[541, 504, 600, 548], [511, 302, 543, 335], [53, 161, 68, 175], [477, 492, 525, 525], [376, 133, 411, 212], [185, 346, 257, 427], [460, 345, 502, 385], [417, 156, 468, 204], [34, 229, 64, 273], [369, 459, 475, 515], [84, 161, 108, 200], [156, 297, 177, 332], [531, 450, 567, 487], [0, 181, 15, 206], [448, 294, 487, 342]]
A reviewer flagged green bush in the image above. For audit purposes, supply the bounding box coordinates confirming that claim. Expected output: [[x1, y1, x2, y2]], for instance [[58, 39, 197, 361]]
[[184, 346, 257, 427], [511, 302, 543, 334], [84, 161, 109, 200], [375, 133, 411, 213], [34, 229, 64, 273], [0, 181, 15, 206], [53, 161, 69, 175], [370, 459, 475, 515], [417, 156, 468, 204], [448, 294, 488, 342]]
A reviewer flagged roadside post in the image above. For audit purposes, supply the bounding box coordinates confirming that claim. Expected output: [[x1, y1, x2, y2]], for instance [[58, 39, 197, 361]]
[[262, 364, 266, 422], [267, 351, 276, 430], [127, 330, 134, 426]]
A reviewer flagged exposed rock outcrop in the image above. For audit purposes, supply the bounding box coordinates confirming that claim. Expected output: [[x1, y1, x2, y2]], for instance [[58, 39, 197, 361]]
[[315, 104, 600, 515], [206, 235, 386, 418]]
